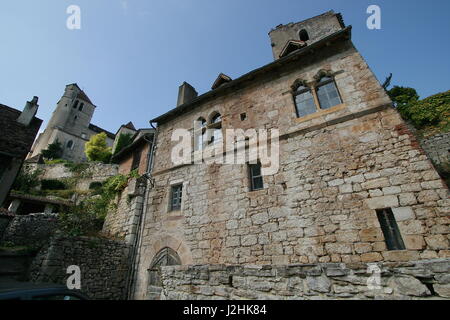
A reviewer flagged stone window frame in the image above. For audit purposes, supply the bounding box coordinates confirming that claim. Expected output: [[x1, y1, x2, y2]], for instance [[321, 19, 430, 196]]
[[206, 111, 223, 146], [291, 69, 344, 120], [193, 117, 207, 151], [166, 179, 187, 213], [248, 161, 264, 192]]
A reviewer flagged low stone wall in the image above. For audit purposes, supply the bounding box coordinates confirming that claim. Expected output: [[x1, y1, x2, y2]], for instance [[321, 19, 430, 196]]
[[420, 132, 450, 165], [25, 162, 119, 191], [1, 213, 58, 247], [29, 236, 131, 300], [160, 259, 450, 300], [0, 215, 13, 240]]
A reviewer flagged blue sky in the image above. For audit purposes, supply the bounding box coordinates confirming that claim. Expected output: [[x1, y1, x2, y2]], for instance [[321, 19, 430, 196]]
[[1, 0, 449, 133]]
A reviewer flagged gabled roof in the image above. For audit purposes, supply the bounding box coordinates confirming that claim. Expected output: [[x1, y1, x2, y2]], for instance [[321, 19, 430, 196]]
[[111, 131, 154, 162], [0, 104, 42, 158], [211, 73, 232, 90], [151, 26, 352, 124], [88, 124, 116, 140], [123, 121, 136, 130], [279, 40, 307, 58], [66, 83, 94, 104]]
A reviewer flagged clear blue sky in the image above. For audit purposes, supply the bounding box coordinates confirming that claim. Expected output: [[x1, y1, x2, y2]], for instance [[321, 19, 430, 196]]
[[1, 0, 449, 133]]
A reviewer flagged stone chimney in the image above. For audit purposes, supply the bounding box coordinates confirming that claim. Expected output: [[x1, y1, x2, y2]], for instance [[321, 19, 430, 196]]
[[177, 82, 198, 107], [17, 96, 39, 126]]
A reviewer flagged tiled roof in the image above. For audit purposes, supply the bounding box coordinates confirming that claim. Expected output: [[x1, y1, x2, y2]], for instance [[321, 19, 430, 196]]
[[0, 104, 42, 158], [89, 124, 116, 140]]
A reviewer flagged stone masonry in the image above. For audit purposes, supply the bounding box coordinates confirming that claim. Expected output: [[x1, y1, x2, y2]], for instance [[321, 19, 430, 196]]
[[29, 236, 131, 300], [125, 12, 450, 299], [160, 259, 450, 300], [420, 132, 450, 165]]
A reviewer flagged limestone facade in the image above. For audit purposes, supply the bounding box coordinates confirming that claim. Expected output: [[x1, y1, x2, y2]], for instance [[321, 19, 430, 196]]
[[129, 13, 449, 299]]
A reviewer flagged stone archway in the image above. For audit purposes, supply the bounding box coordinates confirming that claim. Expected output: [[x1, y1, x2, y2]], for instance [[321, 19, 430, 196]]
[[147, 247, 181, 300]]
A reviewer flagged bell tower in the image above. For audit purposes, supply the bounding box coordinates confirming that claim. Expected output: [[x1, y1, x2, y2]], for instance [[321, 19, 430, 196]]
[[268, 11, 345, 60]]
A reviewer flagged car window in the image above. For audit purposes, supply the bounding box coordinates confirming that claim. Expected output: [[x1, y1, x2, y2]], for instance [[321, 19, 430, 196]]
[[33, 294, 82, 300]]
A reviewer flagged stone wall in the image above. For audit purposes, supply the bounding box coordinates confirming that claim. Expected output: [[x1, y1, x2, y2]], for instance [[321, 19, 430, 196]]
[[132, 37, 450, 299], [420, 132, 450, 165], [1, 213, 58, 247], [160, 259, 450, 300], [29, 236, 131, 300], [26, 162, 119, 191], [102, 178, 146, 244], [0, 215, 13, 240]]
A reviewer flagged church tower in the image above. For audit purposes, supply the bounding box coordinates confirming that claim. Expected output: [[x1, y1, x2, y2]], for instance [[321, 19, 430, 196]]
[[29, 84, 114, 163]]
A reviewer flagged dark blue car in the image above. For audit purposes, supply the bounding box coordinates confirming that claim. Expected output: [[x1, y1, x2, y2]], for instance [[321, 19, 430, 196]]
[[0, 282, 89, 300]]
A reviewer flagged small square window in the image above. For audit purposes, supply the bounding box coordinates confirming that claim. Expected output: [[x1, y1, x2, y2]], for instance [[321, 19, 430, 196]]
[[249, 162, 264, 191], [170, 184, 183, 211], [240, 113, 247, 121]]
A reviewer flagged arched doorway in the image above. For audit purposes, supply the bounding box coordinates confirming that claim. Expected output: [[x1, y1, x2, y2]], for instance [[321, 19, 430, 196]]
[[147, 247, 181, 300]]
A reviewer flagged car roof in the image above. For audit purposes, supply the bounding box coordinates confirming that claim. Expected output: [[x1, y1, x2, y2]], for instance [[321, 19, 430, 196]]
[[0, 281, 68, 293]]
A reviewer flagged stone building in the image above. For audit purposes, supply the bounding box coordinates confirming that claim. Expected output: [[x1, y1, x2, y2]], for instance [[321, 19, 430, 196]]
[[103, 128, 155, 243], [0, 98, 42, 207], [28, 83, 115, 163]]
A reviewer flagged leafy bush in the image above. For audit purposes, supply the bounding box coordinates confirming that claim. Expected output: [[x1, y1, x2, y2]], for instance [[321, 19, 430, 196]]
[[89, 182, 103, 190], [41, 179, 67, 190], [58, 170, 140, 236], [397, 90, 450, 131], [41, 140, 63, 160], [113, 133, 133, 157], [12, 168, 41, 193], [85, 132, 112, 164]]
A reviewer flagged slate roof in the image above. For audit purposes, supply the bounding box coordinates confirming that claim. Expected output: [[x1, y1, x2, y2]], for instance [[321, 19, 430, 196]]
[[88, 124, 116, 140], [0, 104, 42, 158]]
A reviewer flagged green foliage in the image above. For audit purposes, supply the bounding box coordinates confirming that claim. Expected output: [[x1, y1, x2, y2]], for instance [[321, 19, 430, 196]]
[[12, 167, 41, 193], [397, 90, 450, 133], [89, 181, 103, 190], [113, 133, 133, 157], [58, 170, 139, 236], [388, 86, 419, 108], [85, 132, 112, 164], [41, 140, 63, 160], [41, 179, 67, 190], [44, 159, 68, 165]]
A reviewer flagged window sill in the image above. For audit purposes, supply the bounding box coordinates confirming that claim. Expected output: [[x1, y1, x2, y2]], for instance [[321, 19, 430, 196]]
[[295, 103, 346, 123]]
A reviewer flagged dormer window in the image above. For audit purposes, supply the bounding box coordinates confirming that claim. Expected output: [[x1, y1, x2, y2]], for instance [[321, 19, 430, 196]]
[[299, 29, 309, 42]]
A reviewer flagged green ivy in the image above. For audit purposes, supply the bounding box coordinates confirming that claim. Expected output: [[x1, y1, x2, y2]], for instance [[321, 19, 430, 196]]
[[397, 90, 450, 134]]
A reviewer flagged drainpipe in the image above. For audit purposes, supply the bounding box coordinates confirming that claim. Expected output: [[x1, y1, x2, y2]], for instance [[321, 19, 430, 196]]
[[126, 121, 158, 300]]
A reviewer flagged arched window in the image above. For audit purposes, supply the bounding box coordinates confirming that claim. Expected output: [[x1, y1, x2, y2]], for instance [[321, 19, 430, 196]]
[[66, 140, 74, 149], [148, 248, 181, 300], [194, 117, 207, 151], [211, 113, 222, 124], [315, 76, 342, 110], [79, 103, 84, 111], [294, 84, 316, 117], [299, 29, 309, 42], [209, 112, 222, 145], [73, 100, 79, 109]]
